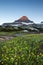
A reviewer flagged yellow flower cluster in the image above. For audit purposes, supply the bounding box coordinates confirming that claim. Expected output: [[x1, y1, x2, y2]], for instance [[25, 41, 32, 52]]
[[40, 53, 43, 56]]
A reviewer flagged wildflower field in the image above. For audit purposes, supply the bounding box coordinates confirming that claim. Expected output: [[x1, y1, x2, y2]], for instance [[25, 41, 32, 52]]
[[0, 34, 43, 65]]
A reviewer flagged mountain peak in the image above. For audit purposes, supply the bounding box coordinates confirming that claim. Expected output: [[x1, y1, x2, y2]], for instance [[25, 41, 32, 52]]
[[20, 16, 29, 21], [14, 16, 34, 23]]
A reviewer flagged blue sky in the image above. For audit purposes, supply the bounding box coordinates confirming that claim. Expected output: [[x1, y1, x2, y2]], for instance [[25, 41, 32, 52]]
[[0, 0, 43, 25]]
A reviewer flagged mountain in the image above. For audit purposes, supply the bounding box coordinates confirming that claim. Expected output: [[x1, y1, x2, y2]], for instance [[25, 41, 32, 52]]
[[14, 16, 34, 24], [2, 16, 34, 27], [2, 16, 43, 32]]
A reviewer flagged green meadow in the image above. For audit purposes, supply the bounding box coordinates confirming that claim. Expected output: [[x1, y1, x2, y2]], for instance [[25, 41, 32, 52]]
[[0, 34, 43, 65]]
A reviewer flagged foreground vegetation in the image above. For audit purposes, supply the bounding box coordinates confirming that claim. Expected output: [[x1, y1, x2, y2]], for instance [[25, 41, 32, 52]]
[[0, 34, 43, 65]]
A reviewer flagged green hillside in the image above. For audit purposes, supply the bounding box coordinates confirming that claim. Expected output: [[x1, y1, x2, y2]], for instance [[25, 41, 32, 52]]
[[0, 34, 43, 65]]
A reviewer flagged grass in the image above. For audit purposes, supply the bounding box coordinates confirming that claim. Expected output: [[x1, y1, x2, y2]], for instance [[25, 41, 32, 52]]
[[0, 34, 43, 65], [0, 31, 22, 36]]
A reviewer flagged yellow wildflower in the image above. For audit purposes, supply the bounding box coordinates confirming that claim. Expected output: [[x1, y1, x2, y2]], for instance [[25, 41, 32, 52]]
[[1, 62, 4, 64]]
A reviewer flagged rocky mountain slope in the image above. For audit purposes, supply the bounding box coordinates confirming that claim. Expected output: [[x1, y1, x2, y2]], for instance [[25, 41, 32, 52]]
[[1, 16, 43, 32]]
